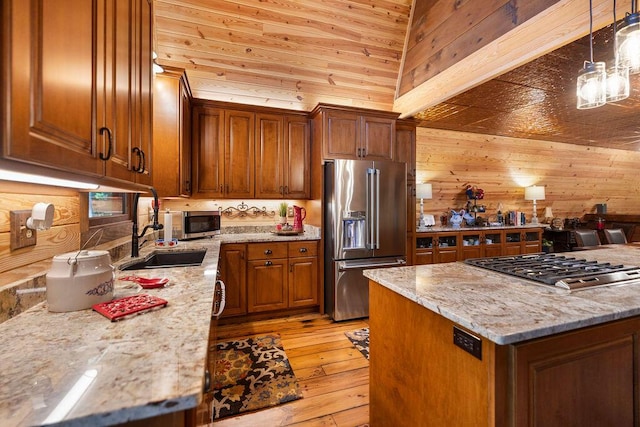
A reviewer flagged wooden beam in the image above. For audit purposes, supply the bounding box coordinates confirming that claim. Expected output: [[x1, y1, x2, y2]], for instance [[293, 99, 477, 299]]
[[394, 0, 620, 118]]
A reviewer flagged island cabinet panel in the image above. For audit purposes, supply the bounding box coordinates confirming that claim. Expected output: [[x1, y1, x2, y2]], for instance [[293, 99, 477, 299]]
[[369, 280, 640, 426], [218, 243, 247, 318], [4, 0, 152, 184], [369, 282, 503, 426], [513, 323, 637, 427]]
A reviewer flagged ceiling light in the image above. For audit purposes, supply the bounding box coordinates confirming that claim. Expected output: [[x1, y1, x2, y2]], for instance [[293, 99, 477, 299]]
[[616, 1, 640, 74], [577, 0, 607, 109], [608, 0, 631, 102]]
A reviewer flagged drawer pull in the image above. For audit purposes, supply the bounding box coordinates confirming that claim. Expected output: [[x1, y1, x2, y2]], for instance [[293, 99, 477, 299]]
[[299, 247, 307, 253], [265, 261, 272, 266], [264, 249, 272, 255]]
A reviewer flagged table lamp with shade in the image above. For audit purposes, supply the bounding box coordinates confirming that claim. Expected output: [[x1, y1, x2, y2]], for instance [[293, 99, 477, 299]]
[[416, 183, 433, 230], [524, 185, 545, 225]]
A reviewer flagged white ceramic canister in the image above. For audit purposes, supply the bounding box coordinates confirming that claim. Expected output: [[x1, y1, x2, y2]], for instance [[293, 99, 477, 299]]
[[46, 250, 115, 312]]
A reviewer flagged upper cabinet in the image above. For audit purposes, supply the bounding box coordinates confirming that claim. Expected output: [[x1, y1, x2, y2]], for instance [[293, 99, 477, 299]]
[[1, 0, 153, 186], [311, 104, 398, 161], [152, 68, 192, 197], [192, 101, 310, 199], [255, 114, 310, 199]]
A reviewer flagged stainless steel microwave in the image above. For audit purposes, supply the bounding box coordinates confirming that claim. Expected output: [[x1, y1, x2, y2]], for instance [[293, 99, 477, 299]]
[[161, 210, 221, 240]]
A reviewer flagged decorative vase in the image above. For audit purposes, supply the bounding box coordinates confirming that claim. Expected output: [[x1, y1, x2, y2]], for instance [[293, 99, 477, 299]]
[[279, 216, 287, 224]]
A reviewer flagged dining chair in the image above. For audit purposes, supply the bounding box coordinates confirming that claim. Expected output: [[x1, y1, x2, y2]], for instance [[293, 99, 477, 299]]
[[603, 228, 628, 244], [574, 229, 601, 247]]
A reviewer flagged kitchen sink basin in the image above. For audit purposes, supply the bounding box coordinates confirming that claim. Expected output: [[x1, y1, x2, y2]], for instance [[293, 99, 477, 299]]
[[119, 250, 207, 271]]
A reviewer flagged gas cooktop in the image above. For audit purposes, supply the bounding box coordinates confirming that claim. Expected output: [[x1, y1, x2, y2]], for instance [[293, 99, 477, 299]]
[[465, 254, 640, 290]]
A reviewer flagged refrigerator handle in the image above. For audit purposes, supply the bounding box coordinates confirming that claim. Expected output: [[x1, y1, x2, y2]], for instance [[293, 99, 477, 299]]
[[375, 168, 380, 249], [367, 168, 374, 249]]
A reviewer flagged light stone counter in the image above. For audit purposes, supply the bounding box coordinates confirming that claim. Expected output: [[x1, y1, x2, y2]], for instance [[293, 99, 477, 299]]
[[0, 231, 319, 427], [364, 245, 640, 345]]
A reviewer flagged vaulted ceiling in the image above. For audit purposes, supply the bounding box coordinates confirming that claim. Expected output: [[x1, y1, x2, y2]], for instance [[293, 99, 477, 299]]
[[153, 0, 640, 151]]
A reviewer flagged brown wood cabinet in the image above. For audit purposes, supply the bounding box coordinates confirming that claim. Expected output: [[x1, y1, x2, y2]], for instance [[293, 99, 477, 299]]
[[221, 241, 319, 317], [192, 102, 310, 199], [191, 106, 253, 198], [255, 114, 310, 199], [311, 105, 397, 161], [416, 227, 543, 264], [2, 0, 152, 185], [218, 244, 247, 318], [152, 68, 192, 197], [288, 241, 319, 307], [370, 282, 640, 426]]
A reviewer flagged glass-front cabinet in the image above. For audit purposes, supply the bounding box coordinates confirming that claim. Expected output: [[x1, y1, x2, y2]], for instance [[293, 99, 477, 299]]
[[415, 227, 543, 265]]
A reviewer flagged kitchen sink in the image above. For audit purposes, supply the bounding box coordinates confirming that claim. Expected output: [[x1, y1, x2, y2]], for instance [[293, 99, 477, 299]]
[[119, 250, 207, 271]]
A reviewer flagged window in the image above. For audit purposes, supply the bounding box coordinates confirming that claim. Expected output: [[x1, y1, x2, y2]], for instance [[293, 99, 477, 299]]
[[88, 192, 130, 226]]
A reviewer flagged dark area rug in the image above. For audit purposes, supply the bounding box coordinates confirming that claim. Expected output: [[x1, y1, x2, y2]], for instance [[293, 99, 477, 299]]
[[345, 328, 370, 360], [212, 333, 302, 420]]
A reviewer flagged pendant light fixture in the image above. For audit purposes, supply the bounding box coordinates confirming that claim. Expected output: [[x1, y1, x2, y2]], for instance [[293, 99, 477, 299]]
[[616, 0, 640, 74], [607, 0, 631, 102], [577, 0, 607, 109]]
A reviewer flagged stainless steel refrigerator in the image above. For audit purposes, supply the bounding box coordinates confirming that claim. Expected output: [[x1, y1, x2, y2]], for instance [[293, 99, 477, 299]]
[[324, 159, 407, 321]]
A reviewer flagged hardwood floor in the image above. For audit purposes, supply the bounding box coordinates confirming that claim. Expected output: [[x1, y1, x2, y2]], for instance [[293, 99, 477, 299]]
[[206, 314, 370, 427]]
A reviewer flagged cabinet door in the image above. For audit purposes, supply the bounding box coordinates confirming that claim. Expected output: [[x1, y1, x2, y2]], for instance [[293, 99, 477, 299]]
[[225, 110, 254, 198], [323, 110, 359, 159], [504, 231, 522, 256], [416, 235, 435, 265], [361, 116, 394, 160], [484, 231, 503, 257], [180, 78, 192, 196], [436, 233, 458, 263], [247, 259, 288, 313], [5, 0, 102, 176], [284, 116, 310, 198], [523, 229, 542, 253], [192, 106, 224, 198], [255, 113, 285, 198], [395, 121, 416, 179], [460, 232, 482, 260], [219, 244, 247, 317], [289, 256, 318, 307]]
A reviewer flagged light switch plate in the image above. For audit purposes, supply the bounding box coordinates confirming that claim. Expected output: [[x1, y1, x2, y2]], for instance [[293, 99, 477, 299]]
[[10, 210, 37, 250]]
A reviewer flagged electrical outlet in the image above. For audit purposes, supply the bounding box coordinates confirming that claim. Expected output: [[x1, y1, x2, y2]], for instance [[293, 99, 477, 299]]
[[453, 326, 482, 360], [288, 206, 294, 217], [10, 210, 37, 250]]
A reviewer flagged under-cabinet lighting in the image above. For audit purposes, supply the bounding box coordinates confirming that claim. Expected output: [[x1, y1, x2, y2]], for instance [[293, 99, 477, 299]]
[[0, 169, 99, 190]]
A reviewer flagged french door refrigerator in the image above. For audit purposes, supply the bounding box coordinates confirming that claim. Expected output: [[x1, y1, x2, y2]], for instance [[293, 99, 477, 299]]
[[324, 159, 407, 321]]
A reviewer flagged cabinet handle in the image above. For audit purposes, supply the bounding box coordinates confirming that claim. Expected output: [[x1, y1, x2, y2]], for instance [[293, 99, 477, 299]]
[[98, 127, 112, 161], [219, 185, 223, 193], [265, 261, 272, 266], [284, 185, 289, 195], [185, 180, 191, 193], [264, 249, 272, 255], [299, 247, 307, 253], [139, 148, 146, 173], [279, 185, 284, 196], [357, 148, 361, 157], [132, 147, 145, 173]]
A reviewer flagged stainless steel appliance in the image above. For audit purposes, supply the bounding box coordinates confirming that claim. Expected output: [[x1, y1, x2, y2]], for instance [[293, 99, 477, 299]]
[[160, 210, 221, 240], [325, 159, 407, 321], [465, 254, 640, 290]]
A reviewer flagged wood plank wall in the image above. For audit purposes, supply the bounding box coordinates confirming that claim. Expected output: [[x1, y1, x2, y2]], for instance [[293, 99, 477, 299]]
[[0, 183, 80, 278], [415, 127, 640, 222]]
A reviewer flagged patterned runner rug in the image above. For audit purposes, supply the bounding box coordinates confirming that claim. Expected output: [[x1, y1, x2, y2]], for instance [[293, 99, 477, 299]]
[[212, 333, 302, 420], [345, 327, 370, 360]]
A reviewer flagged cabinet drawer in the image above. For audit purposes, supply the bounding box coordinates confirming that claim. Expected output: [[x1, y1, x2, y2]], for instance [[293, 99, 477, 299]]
[[288, 241, 318, 257], [247, 242, 288, 260]]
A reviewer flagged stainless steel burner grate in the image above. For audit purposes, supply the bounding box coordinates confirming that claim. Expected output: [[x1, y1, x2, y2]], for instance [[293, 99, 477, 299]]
[[464, 254, 640, 289]]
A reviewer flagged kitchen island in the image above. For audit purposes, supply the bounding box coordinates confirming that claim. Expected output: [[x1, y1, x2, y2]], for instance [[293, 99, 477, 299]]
[[364, 245, 640, 426], [0, 231, 318, 427]]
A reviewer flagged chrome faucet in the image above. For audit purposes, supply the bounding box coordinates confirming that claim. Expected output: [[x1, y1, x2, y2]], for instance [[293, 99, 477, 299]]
[[131, 187, 163, 258]]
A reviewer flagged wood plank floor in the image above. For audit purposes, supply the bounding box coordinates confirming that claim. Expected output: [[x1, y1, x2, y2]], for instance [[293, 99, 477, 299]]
[[205, 314, 370, 427]]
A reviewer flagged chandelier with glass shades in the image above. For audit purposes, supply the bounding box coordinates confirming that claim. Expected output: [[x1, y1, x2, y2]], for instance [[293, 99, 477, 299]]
[[577, 0, 638, 109]]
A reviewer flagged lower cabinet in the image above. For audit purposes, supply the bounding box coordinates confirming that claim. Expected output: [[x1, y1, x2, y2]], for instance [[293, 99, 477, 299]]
[[416, 227, 543, 264], [220, 240, 319, 317]]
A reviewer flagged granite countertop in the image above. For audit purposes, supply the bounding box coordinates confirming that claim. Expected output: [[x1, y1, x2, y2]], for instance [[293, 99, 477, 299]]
[[0, 231, 318, 427], [364, 245, 640, 345]]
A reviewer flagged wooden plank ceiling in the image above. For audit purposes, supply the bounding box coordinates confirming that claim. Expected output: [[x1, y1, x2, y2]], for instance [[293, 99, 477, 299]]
[[153, 0, 640, 151], [153, 0, 412, 111]]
